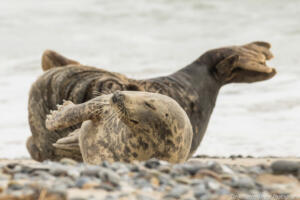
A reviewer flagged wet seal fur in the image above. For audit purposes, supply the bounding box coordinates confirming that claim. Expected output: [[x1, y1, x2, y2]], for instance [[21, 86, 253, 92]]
[[27, 41, 276, 161], [45, 91, 193, 164]]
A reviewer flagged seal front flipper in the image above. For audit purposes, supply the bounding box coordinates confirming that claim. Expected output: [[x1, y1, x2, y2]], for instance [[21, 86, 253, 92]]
[[42, 50, 80, 71], [45, 97, 108, 131]]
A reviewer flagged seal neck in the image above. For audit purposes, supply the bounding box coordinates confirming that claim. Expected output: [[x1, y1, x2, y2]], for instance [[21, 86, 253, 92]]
[[171, 61, 222, 100], [169, 61, 222, 155]]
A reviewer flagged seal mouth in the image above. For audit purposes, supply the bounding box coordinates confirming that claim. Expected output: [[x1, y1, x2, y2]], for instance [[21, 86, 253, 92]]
[[110, 91, 140, 125], [238, 63, 275, 74]]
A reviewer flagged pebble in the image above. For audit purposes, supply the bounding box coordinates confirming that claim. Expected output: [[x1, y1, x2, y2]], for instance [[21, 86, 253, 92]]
[[0, 159, 298, 199], [193, 184, 206, 198], [75, 176, 93, 188], [164, 185, 189, 199], [231, 176, 256, 189], [60, 158, 78, 166], [271, 160, 300, 175], [98, 168, 120, 186]]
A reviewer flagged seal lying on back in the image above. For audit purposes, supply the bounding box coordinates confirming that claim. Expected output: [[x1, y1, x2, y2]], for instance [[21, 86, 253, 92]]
[[45, 91, 193, 164], [27, 41, 276, 161]]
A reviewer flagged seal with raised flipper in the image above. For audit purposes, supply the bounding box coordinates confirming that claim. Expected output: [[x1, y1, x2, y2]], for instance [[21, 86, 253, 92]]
[[45, 91, 193, 164]]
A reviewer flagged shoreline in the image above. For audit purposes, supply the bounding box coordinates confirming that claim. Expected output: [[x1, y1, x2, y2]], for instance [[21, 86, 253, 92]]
[[2, 156, 300, 165]]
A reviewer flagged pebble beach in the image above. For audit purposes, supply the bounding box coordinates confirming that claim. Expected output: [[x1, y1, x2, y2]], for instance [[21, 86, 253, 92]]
[[1, 157, 300, 200]]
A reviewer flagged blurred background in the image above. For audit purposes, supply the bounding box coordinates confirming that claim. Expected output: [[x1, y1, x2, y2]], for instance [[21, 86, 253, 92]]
[[0, 0, 299, 158]]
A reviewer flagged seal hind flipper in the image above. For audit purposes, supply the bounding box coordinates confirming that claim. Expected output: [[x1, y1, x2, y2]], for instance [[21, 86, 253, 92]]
[[53, 128, 81, 152], [26, 136, 43, 162], [42, 50, 80, 71]]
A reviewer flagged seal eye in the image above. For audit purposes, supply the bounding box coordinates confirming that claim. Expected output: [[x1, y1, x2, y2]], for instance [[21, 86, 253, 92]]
[[144, 102, 156, 110], [130, 119, 139, 124]]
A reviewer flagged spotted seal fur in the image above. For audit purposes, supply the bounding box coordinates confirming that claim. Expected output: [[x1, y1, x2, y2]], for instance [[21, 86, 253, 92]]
[[27, 41, 276, 161], [45, 91, 193, 164]]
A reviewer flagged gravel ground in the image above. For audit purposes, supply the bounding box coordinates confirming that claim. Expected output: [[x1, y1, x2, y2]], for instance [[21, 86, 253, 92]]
[[1, 158, 300, 200]]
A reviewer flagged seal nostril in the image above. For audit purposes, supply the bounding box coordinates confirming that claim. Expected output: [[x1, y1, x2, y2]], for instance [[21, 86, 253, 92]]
[[112, 94, 118, 103], [112, 91, 125, 103]]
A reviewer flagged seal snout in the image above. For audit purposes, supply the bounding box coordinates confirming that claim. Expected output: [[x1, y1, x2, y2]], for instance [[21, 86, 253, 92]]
[[112, 91, 125, 104]]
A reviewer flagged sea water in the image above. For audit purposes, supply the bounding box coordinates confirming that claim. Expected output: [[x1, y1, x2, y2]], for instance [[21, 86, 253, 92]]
[[0, 0, 299, 158]]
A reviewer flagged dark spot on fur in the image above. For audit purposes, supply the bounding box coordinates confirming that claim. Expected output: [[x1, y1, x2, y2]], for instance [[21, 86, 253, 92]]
[[166, 139, 173, 146], [98, 140, 109, 148], [124, 146, 131, 154], [190, 102, 195, 111], [165, 113, 168, 117], [176, 136, 182, 143], [138, 137, 149, 150], [144, 101, 156, 110], [130, 119, 139, 124], [126, 84, 140, 91], [132, 152, 138, 158]]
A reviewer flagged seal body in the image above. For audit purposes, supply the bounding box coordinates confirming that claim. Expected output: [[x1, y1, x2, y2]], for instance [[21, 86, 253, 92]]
[[27, 41, 276, 161], [46, 91, 193, 164]]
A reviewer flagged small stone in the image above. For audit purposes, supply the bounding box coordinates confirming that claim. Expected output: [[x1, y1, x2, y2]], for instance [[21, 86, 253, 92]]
[[82, 182, 100, 189], [60, 158, 78, 166], [7, 181, 23, 190], [13, 173, 29, 180], [271, 160, 300, 175], [81, 166, 101, 177], [174, 176, 191, 184], [220, 164, 235, 175], [231, 176, 256, 189], [193, 184, 206, 198], [75, 176, 92, 188], [98, 182, 116, 191], [134, 178, 151, 188], [0, 173, 11, 180], [50, 167, 68, 177], [206, 161, 222, 173], [248, 165, 265, 174], [164, 185, 189, 199], [216, 188, 230, 195], [39, 189, 67, 200], [158, 165, 172, 173], [206, 180, 221, 191], [145, 159, 161, 169], [99, 168, 120, 186], [67, 169, 80, 179], [180, 163, 204, 175], [150, 176, 160, 187], [54, 177, 75, 188], [157, 174, 175, 187], [136, 194, 155, 200]]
